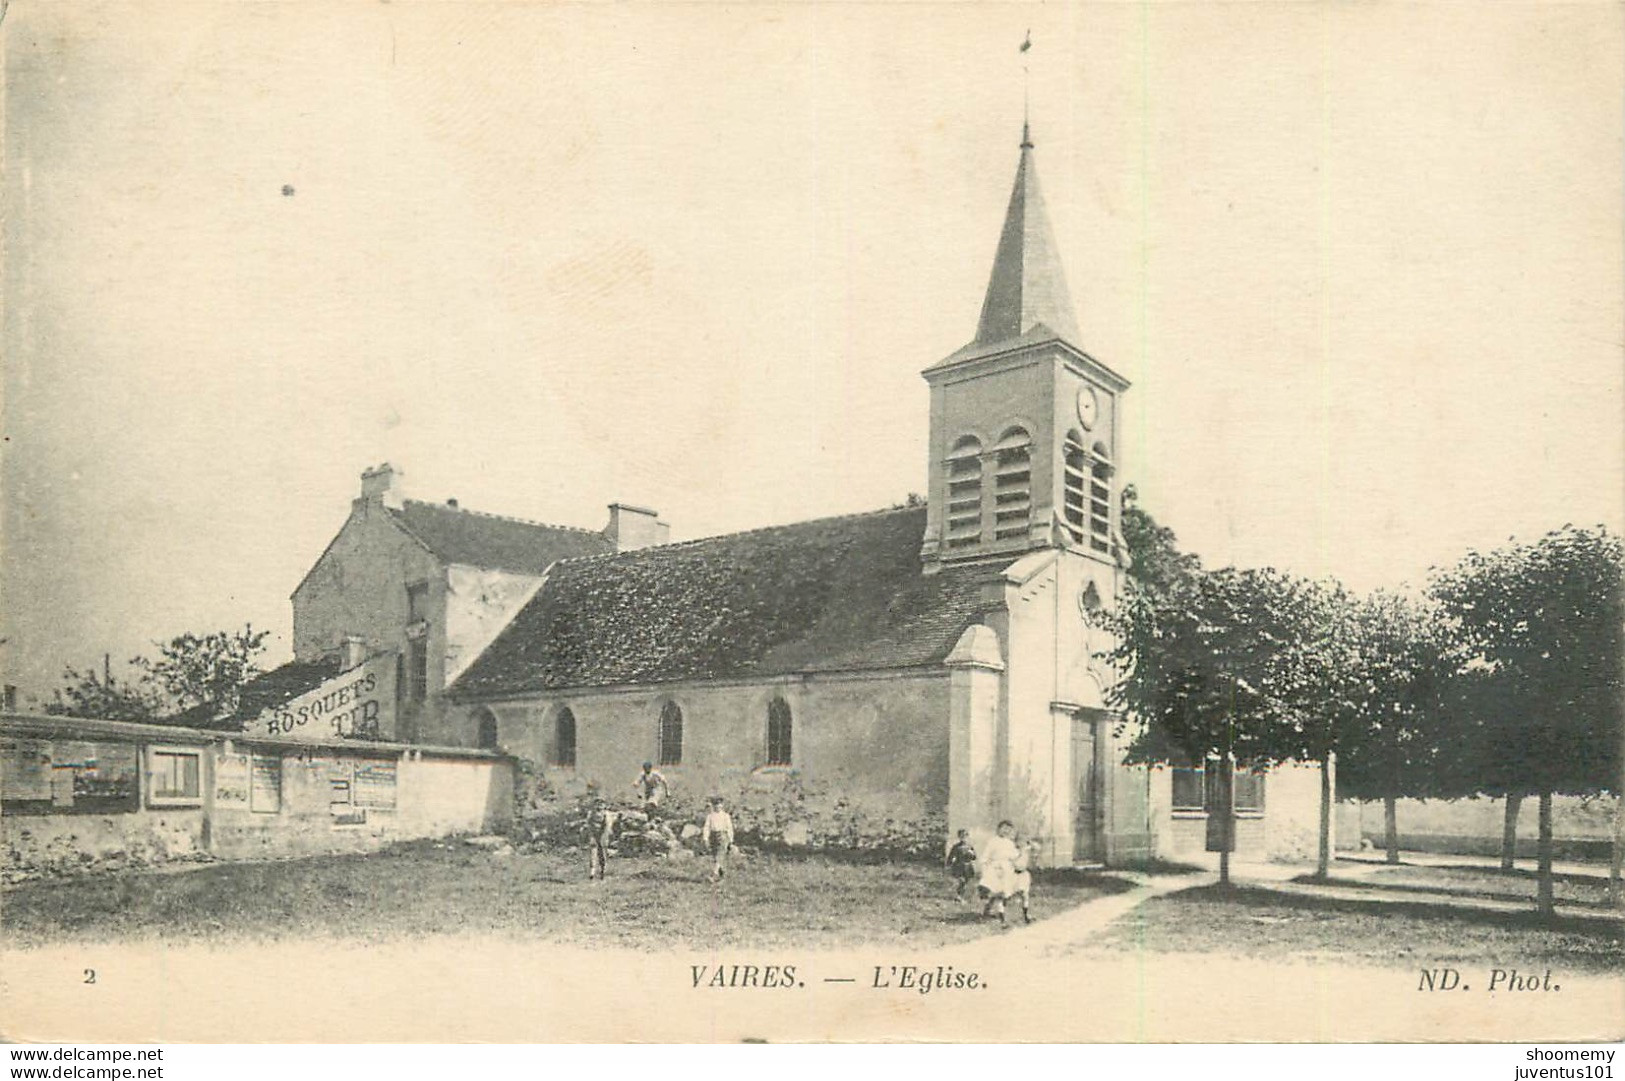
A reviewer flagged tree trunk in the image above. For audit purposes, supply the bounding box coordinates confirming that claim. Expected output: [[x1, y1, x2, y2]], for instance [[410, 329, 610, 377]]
[[1610, 793, 1623, 908], [1316, 756, 1332, 879], [1536, 789, 1555, 916], [1217, 755, 1234, 888], [1384, 734, 1402, 865], [1501, 792, 1523, 872]]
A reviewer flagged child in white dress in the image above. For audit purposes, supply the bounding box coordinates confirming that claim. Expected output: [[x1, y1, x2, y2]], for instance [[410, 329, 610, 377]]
[[977, 820, 1021, 924]]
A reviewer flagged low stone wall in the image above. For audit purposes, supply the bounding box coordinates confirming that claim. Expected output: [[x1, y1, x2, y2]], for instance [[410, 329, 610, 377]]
[[2, 807, 209, 881], [2, 714, 513, 882]]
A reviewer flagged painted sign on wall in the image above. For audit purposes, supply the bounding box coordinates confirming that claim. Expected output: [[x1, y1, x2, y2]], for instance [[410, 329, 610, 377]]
[[253, 654, 397, 743]]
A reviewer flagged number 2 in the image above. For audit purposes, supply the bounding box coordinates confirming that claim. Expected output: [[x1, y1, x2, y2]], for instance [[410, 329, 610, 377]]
[[83, 969, 96, 985]]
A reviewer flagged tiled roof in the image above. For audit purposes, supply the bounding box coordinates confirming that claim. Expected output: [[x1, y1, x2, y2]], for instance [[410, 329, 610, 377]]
[[451, 506, 1006, 697], [388, 499, 614, 576]]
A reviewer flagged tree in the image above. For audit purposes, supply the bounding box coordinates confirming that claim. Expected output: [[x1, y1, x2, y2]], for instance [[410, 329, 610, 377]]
[[47, 625, 270, 726], [133, 624, 270, 720], [1270, 579, 1362, 879], [47, 658, 158, 721], [1429, 525, 1624, 915], [1099, 525, 1312, 886], [1330, 591, 1454, 866]]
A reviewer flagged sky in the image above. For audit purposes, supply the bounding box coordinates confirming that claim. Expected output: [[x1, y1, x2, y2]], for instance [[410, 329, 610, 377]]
[[3, 2, 1621, 705]]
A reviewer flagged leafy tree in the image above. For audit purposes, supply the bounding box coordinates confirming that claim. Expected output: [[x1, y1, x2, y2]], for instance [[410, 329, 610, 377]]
[[1268, 579, 1360, 879], [46, 660, 158, 721], [132, 624, 270, 720], [1118, 485, 1202, 595], [1429, 525, 1623, 914], [47, 625, 270, 726], [1099, 531, 1312, 886], [1330, 591, 1454, 866]]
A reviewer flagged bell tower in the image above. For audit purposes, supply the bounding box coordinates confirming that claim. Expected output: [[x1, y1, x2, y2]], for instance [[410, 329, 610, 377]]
[[920, 121, 1130, 571]]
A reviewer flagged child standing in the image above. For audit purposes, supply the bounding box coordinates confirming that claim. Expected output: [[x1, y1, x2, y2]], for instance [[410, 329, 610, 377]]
[[977, 820, 1021, 924], [1009, 835, 1038, 924], [701, 795, 735, 881], [585, 797, 618, 881], [944, 829, 978, 899]]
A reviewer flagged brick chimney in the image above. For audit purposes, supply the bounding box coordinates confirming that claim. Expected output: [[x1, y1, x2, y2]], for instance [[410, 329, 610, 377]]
[[339, 635, 368, 672], [359, 463, 405, 510], [603, 503, 669, 552]]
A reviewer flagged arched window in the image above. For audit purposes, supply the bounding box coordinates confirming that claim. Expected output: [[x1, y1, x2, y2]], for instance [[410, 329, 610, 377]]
[[657, 701, 684, 766], [553, 707, 577, 768], [766, 698, 792, 766], [992, 427, 1033, 541], [474, 707, 499, 751], [1062, 429, 1088, 542], [944, 435, 984, 550], [1089, 442, 1113, 554]]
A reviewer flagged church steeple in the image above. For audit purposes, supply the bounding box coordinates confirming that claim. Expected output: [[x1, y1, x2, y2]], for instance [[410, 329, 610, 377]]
[[972, 126, 1080, 349], [920, 117, 1128, 571]]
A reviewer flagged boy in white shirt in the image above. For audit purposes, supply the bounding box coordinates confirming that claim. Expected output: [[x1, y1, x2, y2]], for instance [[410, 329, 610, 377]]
[[701, 795, 735, 881]]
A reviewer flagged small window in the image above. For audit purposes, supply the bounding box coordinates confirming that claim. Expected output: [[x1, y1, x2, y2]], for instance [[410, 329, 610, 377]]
[[1234, 770, 1267, 815], [1173, 757, 1266, 816], [406, 581, 431, 624], [147, 746, 203, 807], [766, 698, 792, 766], [406, 638, 428, 704], [553, 707, 577, 768], [658, 701, 683, 766], [1171, 764, 1205, 813], [475, 707, 499, 751]]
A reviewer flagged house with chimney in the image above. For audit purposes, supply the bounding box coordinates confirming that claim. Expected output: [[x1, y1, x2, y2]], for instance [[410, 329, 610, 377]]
[[288, 465, 668, 745]]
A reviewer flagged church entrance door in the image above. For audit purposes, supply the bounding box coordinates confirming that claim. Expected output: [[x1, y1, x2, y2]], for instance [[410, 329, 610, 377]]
[[1072, 714, 1101, 862]]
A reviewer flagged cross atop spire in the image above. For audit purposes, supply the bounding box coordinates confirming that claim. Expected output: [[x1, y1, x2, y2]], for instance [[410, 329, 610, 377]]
[[970, 125, 1079, 349]]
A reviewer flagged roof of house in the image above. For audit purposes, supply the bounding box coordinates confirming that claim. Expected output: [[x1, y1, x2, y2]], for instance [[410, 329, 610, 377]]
[[388, 499, 615, 576], [450, 505, 1008, 697]]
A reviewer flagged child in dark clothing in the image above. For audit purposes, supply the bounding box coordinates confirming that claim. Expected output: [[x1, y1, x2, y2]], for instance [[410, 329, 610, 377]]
[[945, 829, 978, 899]]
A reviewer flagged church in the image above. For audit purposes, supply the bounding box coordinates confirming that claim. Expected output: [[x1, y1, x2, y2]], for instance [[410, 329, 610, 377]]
[[290, 122, 1323, 868]]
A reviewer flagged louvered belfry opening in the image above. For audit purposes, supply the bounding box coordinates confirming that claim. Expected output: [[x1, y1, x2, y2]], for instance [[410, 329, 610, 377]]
[[945, 435, 984, 550], [1089, 441, 1112, 554], [1063, 429, 1088, 542], [992, 427, 1033, 542]]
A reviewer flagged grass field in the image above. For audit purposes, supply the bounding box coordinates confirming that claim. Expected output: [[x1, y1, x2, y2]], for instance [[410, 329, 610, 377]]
[[1, 840, 1136, 950], [1095, 881, 1625, 971]]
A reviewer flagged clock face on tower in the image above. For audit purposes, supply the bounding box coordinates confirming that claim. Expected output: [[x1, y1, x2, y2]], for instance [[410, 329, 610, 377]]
[[1076, 386, 1099, 431]]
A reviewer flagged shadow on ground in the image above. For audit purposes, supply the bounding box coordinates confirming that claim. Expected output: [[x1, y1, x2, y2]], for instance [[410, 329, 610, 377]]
[[1093, 881, 1624, 972]]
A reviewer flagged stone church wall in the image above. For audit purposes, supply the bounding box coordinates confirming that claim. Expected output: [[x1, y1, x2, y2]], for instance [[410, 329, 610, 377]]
[[466, 669, 951, 847]]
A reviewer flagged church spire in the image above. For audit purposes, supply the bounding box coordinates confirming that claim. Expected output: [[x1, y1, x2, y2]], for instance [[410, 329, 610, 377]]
[[971, 123, 1079, 348]]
